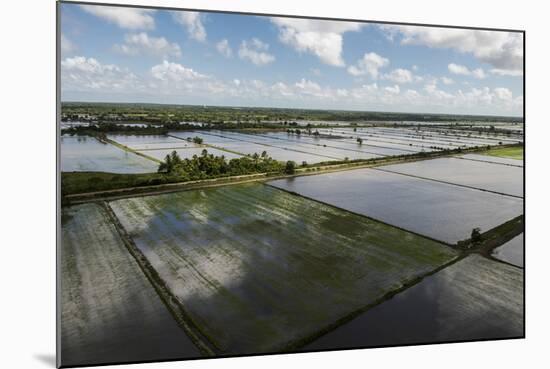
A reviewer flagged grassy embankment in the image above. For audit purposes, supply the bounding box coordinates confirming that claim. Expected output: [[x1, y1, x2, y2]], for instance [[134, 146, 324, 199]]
[[457, 214, 524, 259], [483, 145, 524, 160]]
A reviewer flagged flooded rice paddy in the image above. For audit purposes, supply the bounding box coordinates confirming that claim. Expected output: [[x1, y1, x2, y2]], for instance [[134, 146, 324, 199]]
[[60, 135, 158, 173], [459, 153, 523, 167], [269, 168, 523, 244], [492, 233, 524, 267], [60, 123, 524, 363], [380, 157, 523, 197], [305, 254, 523, 350], [108, 183, 457, 354], [61, 204, 200, 366]]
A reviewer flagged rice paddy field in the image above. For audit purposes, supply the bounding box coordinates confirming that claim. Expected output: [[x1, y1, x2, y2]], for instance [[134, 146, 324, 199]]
[[269, 168, 523, 244], [305, 254, 523, 350], [108, 183, 457, 354], [379, 157, 523, 197], [60, 135, 158, 173], [459, 153, 523, 167], [60, 122, 524, 363], [492, 233, 524, 267], [61, 204, 200, 366]]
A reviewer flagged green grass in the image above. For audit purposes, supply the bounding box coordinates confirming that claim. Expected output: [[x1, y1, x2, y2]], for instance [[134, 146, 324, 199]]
[[484, 146, 523, 160], [109, 183, 457, 355], [61, 172, 167, 195]]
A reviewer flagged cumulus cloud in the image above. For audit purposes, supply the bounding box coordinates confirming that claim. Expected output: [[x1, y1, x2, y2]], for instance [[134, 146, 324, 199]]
[[80, 5, 155, 30], [238, 38, 275, 66], [490, 68, 523, 77], [383, 68, 414, 84], [347, 52, 389, 79], [385, 85, 400, 94], [271, 17, 362, 66], [151, 60, 207, 81], [172, 11, 207, 42], [113, 33, 181, 58], [216, 39, 232, 58], [381, 25, 523, 76], [441, 77, 454, 85], [61, 56, 522, 115], [448, 63, 486, 79], [61, 56, 140, 91]]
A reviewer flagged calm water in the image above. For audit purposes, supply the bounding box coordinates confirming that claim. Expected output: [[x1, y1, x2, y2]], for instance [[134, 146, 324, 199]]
[[61, 204, 200, 366], [170, 131, 337, 163], [304, 254, 523, 351], [61, 135, 158, 173], [460, 153, 523, 167], [381, 157, 523, 197], [108, 184, 456, 354], [492, 233, 524, 267], [269, 168, 523, 244]]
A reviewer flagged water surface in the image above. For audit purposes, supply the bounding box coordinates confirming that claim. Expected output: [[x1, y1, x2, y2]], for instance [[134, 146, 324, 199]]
[[305, 254, 523, 350]]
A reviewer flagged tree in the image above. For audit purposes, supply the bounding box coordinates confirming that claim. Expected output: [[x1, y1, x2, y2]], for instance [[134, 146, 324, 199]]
[[357, 137, 363, 145], [285, 160, 296, 174], [261, 151, 268, 159], [471, 227, 482, 243], [193, 136, 203, 144]]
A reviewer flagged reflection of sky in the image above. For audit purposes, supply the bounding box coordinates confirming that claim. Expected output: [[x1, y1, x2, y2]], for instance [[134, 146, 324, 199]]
[[306, 255, 523, 350], [108, 184, 457, 354], [269, 168, 523, 244], [60, 135, 158, 173]]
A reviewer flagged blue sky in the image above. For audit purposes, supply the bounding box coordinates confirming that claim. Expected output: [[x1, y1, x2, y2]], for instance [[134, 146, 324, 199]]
[[60, 3, 523, 116]]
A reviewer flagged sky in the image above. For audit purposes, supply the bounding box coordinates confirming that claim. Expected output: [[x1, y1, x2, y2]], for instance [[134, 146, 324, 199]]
[[60, 3, 524, 116]]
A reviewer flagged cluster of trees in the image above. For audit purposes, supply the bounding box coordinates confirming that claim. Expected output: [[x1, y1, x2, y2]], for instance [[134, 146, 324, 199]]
[[158, 150, 297, 180], [187, 136, 203, 144]]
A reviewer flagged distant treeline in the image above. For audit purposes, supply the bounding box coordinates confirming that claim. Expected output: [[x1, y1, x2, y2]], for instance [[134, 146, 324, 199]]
[[61, 101, 523, 125]]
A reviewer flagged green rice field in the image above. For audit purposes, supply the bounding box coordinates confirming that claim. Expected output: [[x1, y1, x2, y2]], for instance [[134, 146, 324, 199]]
[[108, 183, 458, 354]]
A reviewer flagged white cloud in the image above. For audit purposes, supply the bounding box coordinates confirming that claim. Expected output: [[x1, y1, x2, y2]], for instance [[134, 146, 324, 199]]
[[151, 60, 207, 81], [238, 38, 275, 66], [172, 11, 207, 42], [347, 52, 389, 79], [448, 63, 469, 75], [490, 68, 523, 77], [494, 87, 513, 100], [441, 77, 454, 85], [62, 56, 522, 115], [383, 68, 414, 84], [113, 33, 181, 58], [382, 25, 523, 76], [294, 78, 331, 98], [385, 85, 400, 94], [271, 17, 362, 66], [61, 56, 140, 91], [448, 63, 486, 79], [80, 5, 155, 30], [216, 39, 232, 58], [61, 34, 75, 54]]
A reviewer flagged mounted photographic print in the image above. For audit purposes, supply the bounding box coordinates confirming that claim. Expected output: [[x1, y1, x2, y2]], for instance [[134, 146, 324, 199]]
[[57, 1, 525, 367]]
